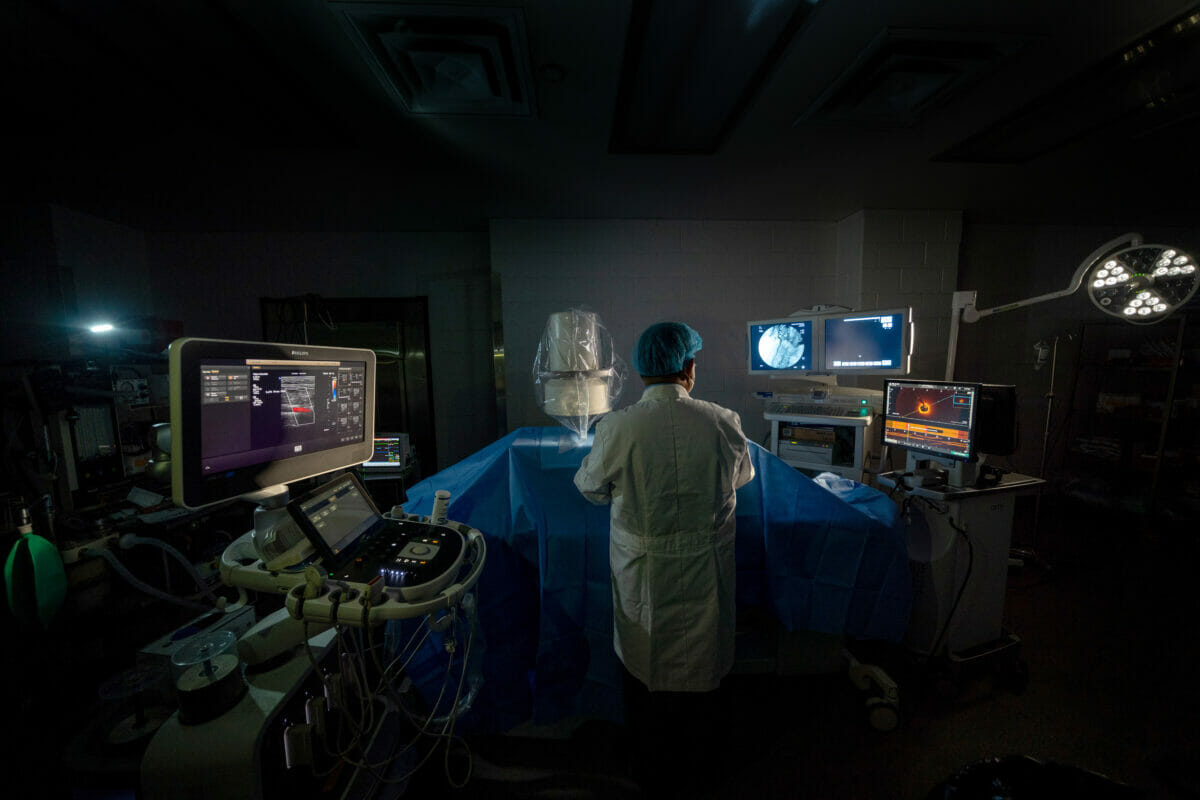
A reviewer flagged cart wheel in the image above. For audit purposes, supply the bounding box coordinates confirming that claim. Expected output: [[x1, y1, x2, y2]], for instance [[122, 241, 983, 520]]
[[866, 697, 900, 732]]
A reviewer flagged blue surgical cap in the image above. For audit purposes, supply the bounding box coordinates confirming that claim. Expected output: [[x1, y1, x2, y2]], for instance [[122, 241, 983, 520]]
[[633, 322, 703, 376]]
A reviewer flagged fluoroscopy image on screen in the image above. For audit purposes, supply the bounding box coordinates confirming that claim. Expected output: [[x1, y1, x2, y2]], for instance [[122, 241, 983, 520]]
[[882, 380, 979, 461], [749, 319, 812, 372]]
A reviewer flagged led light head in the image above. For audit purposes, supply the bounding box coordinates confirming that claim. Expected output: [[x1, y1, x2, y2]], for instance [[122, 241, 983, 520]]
[[1087, 243, 1198, 325]]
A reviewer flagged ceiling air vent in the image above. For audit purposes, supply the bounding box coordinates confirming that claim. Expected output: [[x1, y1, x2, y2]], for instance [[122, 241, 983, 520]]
[[797, 27, 1027, 128], [328, 3, 536, 117]]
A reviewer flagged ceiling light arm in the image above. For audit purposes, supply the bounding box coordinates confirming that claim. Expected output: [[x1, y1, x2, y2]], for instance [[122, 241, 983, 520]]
[[944, 232, 1143, 380]]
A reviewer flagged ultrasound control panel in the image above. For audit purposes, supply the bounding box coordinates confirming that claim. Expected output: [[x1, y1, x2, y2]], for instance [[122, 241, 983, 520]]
[[324, 518, 465, 599]]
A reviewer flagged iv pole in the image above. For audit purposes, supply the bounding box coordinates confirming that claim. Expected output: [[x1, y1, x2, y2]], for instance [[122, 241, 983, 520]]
[[1014, 333, 1067, 570]]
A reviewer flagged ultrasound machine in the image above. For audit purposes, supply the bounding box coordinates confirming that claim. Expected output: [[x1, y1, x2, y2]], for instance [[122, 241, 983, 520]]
[[140, 338, 486, 800]]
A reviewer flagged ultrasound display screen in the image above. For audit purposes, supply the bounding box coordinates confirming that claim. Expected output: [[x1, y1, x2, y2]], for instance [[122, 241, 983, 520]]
[[198, 360, 366, 476]]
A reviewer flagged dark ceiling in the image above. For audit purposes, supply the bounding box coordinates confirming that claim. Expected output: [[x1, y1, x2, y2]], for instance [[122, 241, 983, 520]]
[[4, 0, 1200, 231]]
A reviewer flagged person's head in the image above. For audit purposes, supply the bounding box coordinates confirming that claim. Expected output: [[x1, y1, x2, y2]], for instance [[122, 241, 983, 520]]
[[633, 322, 702, 389]]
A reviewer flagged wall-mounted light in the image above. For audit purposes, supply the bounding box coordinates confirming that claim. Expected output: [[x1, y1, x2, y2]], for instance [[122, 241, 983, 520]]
[[88, 322, 116, 334], [946, 232, 1198, 379], [1088, 244, 1197, 323]]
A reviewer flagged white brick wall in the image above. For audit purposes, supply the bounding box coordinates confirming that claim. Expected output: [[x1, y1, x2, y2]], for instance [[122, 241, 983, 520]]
[[856, 209, 964, 385], [493, 216, 958, 447]]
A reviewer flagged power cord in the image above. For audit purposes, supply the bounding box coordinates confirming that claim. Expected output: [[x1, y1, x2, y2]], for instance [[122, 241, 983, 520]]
[[929, 514, 974, 661]]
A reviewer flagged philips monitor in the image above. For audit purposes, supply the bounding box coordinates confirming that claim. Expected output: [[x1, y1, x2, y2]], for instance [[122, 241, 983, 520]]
[[823, 307, 912, 376], [169, 337, 376, 510], [748, 317, 815, 375], [881, 378, 981, 463]]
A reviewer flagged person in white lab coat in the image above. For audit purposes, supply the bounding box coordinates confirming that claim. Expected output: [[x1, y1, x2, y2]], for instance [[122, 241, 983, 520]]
[[574, 321, 755, 794]]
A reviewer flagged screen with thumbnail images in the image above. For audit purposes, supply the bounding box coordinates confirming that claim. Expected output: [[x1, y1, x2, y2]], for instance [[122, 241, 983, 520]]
[[823, 307, 911, 375], [881, 379, 981, 462], [169, 338, 376, 509], [748, 317, 814, 374]]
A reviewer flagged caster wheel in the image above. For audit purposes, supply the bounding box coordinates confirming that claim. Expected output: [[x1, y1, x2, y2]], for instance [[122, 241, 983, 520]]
[[866, 697, 900, 732]]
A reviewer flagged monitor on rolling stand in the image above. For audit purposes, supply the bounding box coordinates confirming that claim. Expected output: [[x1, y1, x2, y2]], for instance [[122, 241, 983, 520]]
[[881, 379, 983, 489]]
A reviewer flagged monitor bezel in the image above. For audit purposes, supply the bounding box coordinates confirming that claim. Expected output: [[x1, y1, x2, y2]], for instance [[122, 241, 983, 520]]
[[821, 306, 913, 377], [880, 377, 982, 463], [747, 316, 817, 376], [169, 337, 377, 510]]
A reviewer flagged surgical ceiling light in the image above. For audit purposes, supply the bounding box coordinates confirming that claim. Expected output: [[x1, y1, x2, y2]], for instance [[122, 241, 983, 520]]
[[946, 232, 1198, 379]]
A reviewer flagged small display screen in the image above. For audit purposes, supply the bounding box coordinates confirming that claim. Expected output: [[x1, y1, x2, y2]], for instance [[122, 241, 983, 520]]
[[364, 435, 406, 468], [825, 312, 905, 370], [749, 319, 813, 372], [294, 474, 380, 560], [882, 380, 980, 461]]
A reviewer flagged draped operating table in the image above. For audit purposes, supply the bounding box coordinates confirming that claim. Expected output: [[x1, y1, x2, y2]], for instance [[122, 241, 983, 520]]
[[395, 427, 912, 733]]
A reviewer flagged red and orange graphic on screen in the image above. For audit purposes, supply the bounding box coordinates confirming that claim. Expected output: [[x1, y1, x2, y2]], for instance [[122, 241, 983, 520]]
[[882, 381, 978, 460]]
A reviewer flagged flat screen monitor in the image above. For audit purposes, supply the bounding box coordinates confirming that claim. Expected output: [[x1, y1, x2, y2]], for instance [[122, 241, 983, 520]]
[[363, 433, 409, 471], [287, 471, 384, 567], [169, 337, 376, 509], [748, 317, 814, 375], [823, 307, 912, 376], [881, 378, 981, 462], [976, 384, 1018, 456]]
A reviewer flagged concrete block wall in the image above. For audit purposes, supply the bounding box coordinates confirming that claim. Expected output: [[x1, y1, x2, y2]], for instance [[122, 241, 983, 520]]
[[853, 209, 964, 385], [493, 213, 963, 447], [495, 218, 855, 447]]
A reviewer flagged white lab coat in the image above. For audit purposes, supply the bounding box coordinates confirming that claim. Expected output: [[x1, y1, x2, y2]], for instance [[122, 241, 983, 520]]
[[573, 383, 755, 692]]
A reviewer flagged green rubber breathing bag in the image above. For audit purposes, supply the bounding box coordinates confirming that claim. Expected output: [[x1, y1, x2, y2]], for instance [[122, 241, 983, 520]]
[[4, 529, 68, 630]]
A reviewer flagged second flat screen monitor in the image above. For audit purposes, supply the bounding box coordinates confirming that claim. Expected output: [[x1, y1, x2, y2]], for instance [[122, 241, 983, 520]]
[[824, 309, 910, 375]]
